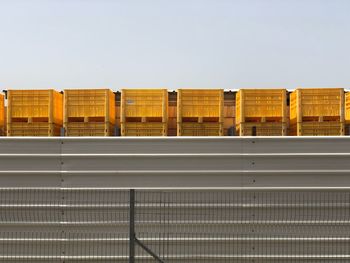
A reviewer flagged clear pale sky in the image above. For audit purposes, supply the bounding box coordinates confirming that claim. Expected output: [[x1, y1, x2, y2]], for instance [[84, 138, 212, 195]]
[[0, 0, 349, 91]]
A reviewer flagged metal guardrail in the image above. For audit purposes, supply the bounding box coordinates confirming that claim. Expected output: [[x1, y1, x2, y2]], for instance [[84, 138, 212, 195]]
[[1, 137, 350, 188]]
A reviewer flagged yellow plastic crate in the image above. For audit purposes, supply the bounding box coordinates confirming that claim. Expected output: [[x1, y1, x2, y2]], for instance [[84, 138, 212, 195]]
[[345, 92, 350, 123], [290, 88, 345, 122], [290, 122, 345, 136], [121, 122, 167, 136], [237, 122, 287, 136], [65, 122, 114, 136], [7, 89, 63, 125], [236, 89, 287, 124], [64, 89, 115, 124], [7, 123, 61, 136], [177, 89, 224, 120], [0, 94, 4, 135], [121, 89, 168, 120], [178, 122, 223, 136]]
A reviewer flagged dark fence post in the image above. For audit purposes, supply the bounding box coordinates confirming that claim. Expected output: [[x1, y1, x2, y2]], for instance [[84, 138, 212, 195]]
[[129, 189, 135, 263], [252, 126, 257, 136]]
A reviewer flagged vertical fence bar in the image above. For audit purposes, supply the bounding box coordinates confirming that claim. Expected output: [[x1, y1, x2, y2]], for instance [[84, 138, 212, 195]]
[[129, 189, 135, 263]]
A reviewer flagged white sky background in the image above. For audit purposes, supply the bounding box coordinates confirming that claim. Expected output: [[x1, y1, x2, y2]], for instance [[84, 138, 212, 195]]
[[0, 0, 349, 91]]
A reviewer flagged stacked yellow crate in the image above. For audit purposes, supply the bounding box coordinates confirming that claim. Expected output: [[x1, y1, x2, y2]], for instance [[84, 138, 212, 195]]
[[6, 90, 63, 136], [177, 89, 224, 136], [64, 89, 115, 136], [0, 93, 4, 135], [7, 90, 63, 136], [290, 88, 345, 136], [346, 93, 350, 134], [121, 89, 168, 136], [236, 89, 288, 136]]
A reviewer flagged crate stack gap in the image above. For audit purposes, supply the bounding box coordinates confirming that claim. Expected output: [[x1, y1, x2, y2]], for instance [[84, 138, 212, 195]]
[[6, 89, 63, 136], [290, 88, 345, 136], [167, 91, 177, 136], [0, 93, 4, 136], [63, 89, 115, 136], [236, 89, 288, 136], [115, 92, 121, 136], [177, 89, 224, 136], [224, 91, 235, 136], [121, 89, 168, 136]]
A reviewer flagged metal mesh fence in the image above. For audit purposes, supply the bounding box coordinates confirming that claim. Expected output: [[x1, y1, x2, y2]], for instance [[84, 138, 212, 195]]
[[134, 190, 350, 262], [0, 188, 349, 262], [0, 188, 129, 262]]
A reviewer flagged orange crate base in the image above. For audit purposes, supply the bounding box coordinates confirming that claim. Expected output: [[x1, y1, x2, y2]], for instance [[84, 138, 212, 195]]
[[178, 122, 223, 136], [237, 122, 287, 136], [290, 122, 345, 136], [121, 122, 167, 136], [64, 122, 114, 136], [7, 123, 61, 136]]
